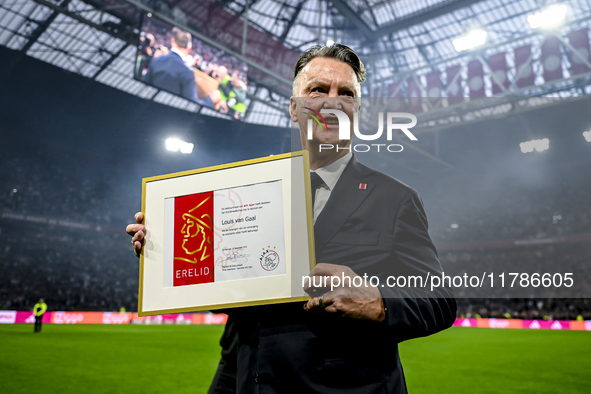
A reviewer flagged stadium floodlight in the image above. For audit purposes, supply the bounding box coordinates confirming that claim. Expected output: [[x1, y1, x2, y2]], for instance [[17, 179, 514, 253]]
[[166, 138, 182, 152], [450, 223, 459, 229], [453, 30, 487, 52], [180, 143, 194, 154], [527, 4, 567, 29], [583, 130, 591, 142], [519, 138, 550, 153], [166, 138, 194, 154]]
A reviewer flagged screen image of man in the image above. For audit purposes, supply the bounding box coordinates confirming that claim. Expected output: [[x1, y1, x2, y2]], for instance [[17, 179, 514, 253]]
[[33, 298, 47, 333], [143, 27, 198, 102], [128, 43, 456, 393]]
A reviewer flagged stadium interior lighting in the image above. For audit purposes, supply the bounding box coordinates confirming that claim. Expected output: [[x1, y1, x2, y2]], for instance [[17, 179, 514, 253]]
[[527, 4, 567, 29], [452, 30, 487, 52], [583, 130, 591, 142], [326, 39, 335, 47], [520, 138, 550, 153], [166, 138, 194, 154], [450, 223, 459, 229]]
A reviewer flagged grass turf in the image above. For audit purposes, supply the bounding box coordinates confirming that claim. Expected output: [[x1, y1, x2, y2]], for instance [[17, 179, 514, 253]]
[[0, 324, 224, 394], [400, 327, 591, 394], [1, 325, 590, 393]]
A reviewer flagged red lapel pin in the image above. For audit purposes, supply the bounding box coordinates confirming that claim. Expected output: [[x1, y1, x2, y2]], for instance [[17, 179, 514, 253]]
[[359, 183, 367, 190]]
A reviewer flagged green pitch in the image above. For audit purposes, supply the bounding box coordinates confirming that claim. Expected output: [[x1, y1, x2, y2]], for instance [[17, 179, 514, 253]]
[[1, 325, 590, 393], [400, 327, 591, 393], [0, 324, 224, 394]]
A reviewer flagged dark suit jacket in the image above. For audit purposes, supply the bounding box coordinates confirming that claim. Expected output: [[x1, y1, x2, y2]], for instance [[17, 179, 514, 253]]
[[143, 52, 198, 102], [209, 155, 456, 394]]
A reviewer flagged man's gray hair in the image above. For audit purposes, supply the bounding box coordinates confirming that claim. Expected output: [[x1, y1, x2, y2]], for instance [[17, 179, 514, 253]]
[[293, 43, 366, 96]]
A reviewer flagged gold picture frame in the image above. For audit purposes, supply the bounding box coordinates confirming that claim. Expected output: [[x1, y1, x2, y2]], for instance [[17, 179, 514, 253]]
[[138, 150, 315, 316]]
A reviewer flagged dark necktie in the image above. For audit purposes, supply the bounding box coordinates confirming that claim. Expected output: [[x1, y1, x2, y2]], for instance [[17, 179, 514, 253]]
[[310, 172, 324, 208]]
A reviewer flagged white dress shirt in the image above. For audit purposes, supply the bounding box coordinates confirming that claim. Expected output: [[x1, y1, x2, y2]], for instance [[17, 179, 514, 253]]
[[311, 152, 352, 223]]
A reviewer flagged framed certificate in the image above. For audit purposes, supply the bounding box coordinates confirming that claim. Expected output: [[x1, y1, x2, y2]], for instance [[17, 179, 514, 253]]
[[138, 150, 315, 316]]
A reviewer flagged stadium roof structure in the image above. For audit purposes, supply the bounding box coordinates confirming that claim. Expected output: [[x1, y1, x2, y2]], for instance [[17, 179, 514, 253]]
[[1, 0, 591, 134]]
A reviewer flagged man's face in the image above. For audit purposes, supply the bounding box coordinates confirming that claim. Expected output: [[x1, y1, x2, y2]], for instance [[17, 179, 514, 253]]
[[290, 57, 360, 146]]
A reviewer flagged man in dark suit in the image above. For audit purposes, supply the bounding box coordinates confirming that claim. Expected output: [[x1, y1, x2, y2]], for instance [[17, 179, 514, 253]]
[[128, 43, 456, 393], [143, 27, 198, 102]]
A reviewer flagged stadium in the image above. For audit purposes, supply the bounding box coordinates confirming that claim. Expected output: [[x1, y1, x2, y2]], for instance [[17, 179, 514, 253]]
[[1, 0, 590, 393]]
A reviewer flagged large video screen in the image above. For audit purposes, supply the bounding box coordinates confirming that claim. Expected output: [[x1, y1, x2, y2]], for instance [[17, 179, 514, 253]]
[[135, 14, 248, 120]]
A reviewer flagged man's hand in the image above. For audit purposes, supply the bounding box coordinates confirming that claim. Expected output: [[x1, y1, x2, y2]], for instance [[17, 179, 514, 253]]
[[126, 212, 145, 257], [303, 263, 386, 322], [215, 100, 229, 114]]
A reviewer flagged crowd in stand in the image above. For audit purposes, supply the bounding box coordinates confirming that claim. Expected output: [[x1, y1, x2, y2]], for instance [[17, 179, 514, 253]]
[[425, 167, 591, 245], [456, 298, 591, 320], [0, 145, 138, 312], [0, 223, 137, 312], [445, 246, 591, 319], [0, 154, 136, 230], [440, 243, 591, 297]]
